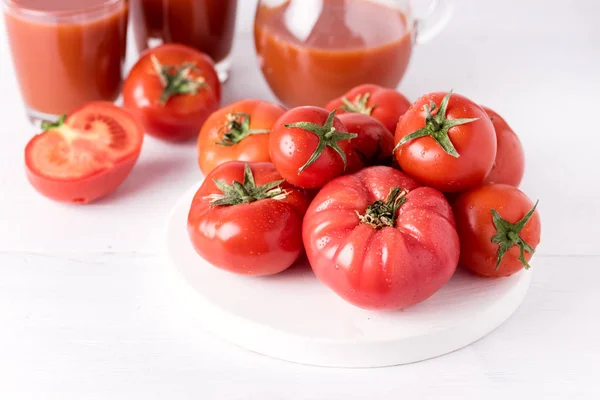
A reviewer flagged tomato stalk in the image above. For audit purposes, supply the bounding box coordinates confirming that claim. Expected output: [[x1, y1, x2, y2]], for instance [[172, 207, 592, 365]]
[[41, 115, 66, 131], [358, 187, 409, 229], [151, 55, 207, 105], [284, 109, 357, 172], [207, 164, 286, 207], [216, 113, 270, 146], [491, 200, 539, 270], [393, 90, 479, 158], [341, 93, 375, 115]]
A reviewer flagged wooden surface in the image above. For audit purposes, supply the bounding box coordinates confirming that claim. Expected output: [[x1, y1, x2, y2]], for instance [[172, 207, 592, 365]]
[[1, 0, 599, 398]]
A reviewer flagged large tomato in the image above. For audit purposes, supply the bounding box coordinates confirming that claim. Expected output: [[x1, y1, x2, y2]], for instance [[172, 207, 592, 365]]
[[187, 162, 309, 276], [24, 102, 144, 204], [326, 84, 411, 133], [197, 99, 286, 175], [123, 44, 221, 141], [269, 107, 356, 189], [481, 106, 525, 187], [303, 166, 459, 310], [453, 184, 541, 277], [337, 113, 394, 173], [394, 91, 497, 192]]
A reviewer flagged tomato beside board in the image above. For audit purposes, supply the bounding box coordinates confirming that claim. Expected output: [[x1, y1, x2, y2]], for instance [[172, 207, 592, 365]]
[[24, 102, 144, 204], [303, 166, 460, 310], [197, 99, 286, 175], [453, 184, 541, 277], [269, 107, 356, 189], [394, 91, 497, 192], [326, 84, 411, 133], [481, 106, 525, 187], [123, 44, 221, 141], [187, 162, 309, 276]]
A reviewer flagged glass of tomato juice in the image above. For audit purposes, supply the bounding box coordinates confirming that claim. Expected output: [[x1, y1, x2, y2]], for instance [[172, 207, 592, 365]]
[[2, 0, 128, 123], [254, 0, 452, 108], [130, 0, 238, 82]]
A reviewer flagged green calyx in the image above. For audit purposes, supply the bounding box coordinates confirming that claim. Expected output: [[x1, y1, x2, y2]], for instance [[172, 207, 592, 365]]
[[393, 90, 479, 158], [341, 93, 375, 115], [491, 200, 539, 270], [357, 187, 409, 229], [41, 115, 66, 131], [284, 109, 357, 173], [208, 164, 286, 207], [216, 113, 270, 146], [151, 55, 207, 105]]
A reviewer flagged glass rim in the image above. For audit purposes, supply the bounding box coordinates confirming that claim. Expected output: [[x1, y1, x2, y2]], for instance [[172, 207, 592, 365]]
[[2, 0, 125, 23]]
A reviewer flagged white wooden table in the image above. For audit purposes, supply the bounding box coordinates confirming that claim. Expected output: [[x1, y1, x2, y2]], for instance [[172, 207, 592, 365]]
[[1, 0, 599, 398]]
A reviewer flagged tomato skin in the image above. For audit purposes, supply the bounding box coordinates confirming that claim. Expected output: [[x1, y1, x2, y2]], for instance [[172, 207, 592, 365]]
[[481, 106, 525, 187], [25, 155, 138, 204], [337, 113, 394, 173], [453, 184, 541, 277], [269, 106, 353, 189], [187, 162, 309, 276], [123, 44, 221, 141], [326, 84, 411, 133], [303, 166, 459, 310], [395, 92, 497, 192], [197, 99, 286, 175], [24, 102, 144, 204]]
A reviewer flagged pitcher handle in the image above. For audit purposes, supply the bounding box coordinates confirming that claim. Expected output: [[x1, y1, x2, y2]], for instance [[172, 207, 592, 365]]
[[413, 0, 453, 44]]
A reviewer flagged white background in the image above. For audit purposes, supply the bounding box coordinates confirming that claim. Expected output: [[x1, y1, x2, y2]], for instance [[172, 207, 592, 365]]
[[1, 0, 599, 398]]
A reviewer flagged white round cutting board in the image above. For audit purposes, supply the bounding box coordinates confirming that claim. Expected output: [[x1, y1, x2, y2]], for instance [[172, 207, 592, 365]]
[[165, 182, 532, 368]]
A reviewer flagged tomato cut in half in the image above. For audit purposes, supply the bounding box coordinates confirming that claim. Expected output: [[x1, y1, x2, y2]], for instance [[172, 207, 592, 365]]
[[24, 102, 144, 204]]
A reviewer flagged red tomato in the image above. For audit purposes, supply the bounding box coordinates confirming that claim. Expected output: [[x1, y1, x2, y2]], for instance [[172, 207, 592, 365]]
[[453, 184, 541, 277], [337, 113, 395, 173], [197, 99, 286, 175], [269, 107, 356, 189], [123, 44, 221, 141], [394, 91, 497, 192], [303, 166, 459, 310], [326, 84, 411, 133], [187, 162, 309, 276], [481, 106, 525, 187], [24, 102, 144, 204]]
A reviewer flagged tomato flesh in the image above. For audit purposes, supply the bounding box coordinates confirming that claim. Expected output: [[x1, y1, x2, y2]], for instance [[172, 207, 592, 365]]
[[24, 102, 144, 203]]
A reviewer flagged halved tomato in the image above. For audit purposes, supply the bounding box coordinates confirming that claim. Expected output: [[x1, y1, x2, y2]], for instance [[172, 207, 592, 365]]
[[24, 102, 144, 204]]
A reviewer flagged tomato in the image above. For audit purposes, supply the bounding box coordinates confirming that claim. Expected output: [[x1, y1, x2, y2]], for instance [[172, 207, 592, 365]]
[[123, 44, 221, 141], [187, 162, 309, 276], [394, 91, 497, 192], [326, 84, 411, 133], [337, 113, 395, 173], [24, 102, 144, 204], [481, 106, 525, 187], [197, 99, 286, 175], [453, 184, 541, 277], [303, 166, 459, 310], [269, 107, 357, 189]]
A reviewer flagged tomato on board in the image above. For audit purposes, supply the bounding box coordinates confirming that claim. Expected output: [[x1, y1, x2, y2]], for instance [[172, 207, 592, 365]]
[[453, 184, 541, 277], [24, 102, 144, 204], [269, 107, 357, 189], [481, 106, 525, 187], [326, 84, 411, 133], [303, 166, 460, 310], [337, 113, 395, 173], [394, 90, 497, 192], [197, 99, 286, 175], [187, 162, 309, 276], [123, 44, 221, 141]]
